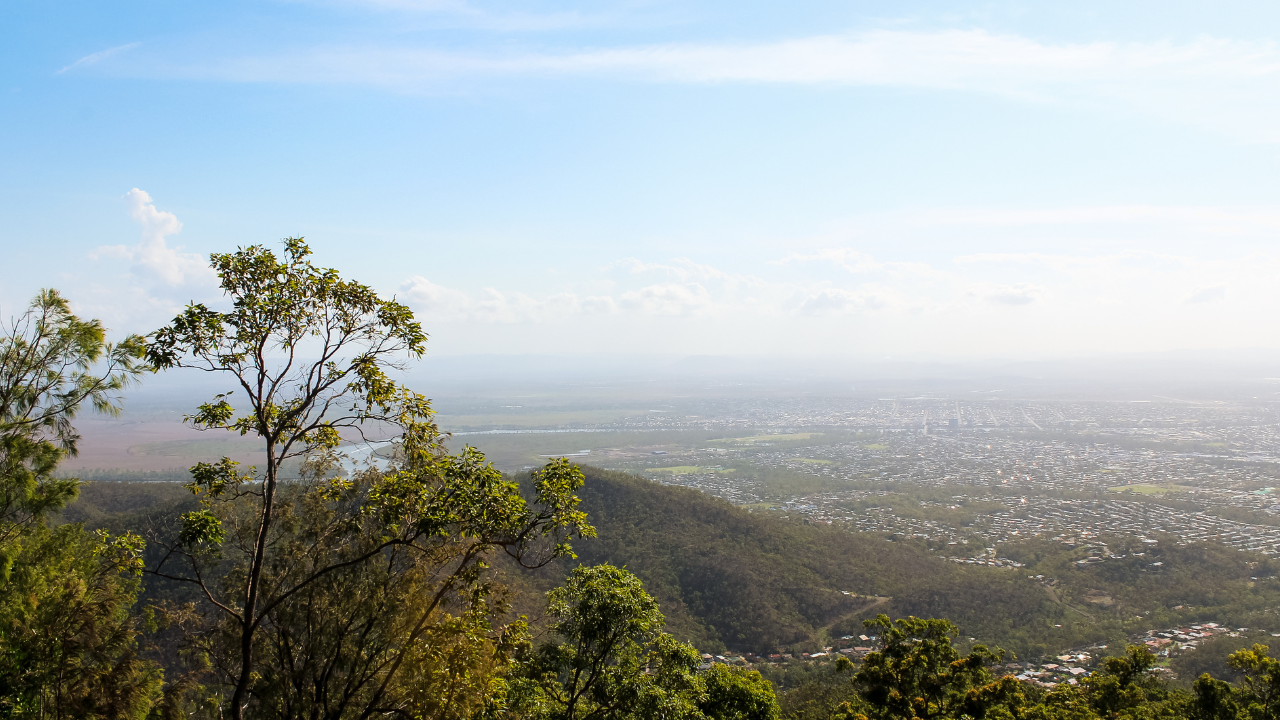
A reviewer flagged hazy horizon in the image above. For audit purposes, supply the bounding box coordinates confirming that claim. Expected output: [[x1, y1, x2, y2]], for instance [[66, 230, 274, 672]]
[[112, 347, 1280, 408], [62, 346, 1280, 474]]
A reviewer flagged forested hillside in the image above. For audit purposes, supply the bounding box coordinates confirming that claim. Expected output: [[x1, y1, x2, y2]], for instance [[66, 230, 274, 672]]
[[505, 466, 1049, 655], [499, 466, 1280, 660]]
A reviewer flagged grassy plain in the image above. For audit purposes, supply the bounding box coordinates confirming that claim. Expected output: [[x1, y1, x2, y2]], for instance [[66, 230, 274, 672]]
[[443, 429, 727, 471], [435, 408, 650, 430], [127, 438, 265, 457], [709, 432, 823, 445], [1109, 483, 1196, 496]]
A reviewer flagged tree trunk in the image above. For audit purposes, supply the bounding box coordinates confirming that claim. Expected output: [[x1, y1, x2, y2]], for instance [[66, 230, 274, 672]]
[[229, 440, 279, 720]]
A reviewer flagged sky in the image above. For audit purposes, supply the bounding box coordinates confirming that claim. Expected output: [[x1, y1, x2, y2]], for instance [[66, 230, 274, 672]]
[[4, 1, 1280, 360]]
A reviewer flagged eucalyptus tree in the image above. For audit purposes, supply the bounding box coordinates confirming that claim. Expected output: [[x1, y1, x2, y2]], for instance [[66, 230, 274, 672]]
[[853, 614, 1023, 720], [0, 289, 157, 718], [698, 665, 779, 720], [146, 240, 594, 719], [0, 289, 146, 538], [1217, 644, 1280, 720], [511, 564, 708, 720]]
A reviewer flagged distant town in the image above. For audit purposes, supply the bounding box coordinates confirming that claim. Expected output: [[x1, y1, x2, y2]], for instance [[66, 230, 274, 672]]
[[579, 397, 1280, 557]]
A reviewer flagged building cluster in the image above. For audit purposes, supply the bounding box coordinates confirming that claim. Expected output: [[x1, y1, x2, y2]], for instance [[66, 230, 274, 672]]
[[647, 467, 767, 505], [752, 487, 1280, 556], [985, 498, 1280, 554], [633, 398, 1280, 557], [1139, 622, 1236, 654], [707, 641, 1099, 688], [1010, 653, 1094, 688], [621, 397, 1280, 665], [696, 614, 1268, 687], [606, 396, 1280, 442]]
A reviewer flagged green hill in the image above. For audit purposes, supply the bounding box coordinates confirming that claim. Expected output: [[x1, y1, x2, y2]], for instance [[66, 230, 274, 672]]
[[500, 467, 1053, 655], [502, 467, 1280, 660]]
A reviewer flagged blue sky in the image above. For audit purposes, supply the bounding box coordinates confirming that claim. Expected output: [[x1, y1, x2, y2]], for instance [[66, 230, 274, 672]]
[[4, 1, 1280, 359]]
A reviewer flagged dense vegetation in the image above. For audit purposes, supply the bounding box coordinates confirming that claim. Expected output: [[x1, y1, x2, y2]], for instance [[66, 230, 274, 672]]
[[495, 467, 1280, 662]]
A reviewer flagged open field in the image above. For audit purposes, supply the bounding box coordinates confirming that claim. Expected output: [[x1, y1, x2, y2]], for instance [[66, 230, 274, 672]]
[[648, 466, 735, 474], [60, 417, 264, 472], [435, 408, 654, 430], [444, 428, 727, 471], [128, 438, 265, 457], [1108, 483, 1197, 496], [709, 433, 824, 445]]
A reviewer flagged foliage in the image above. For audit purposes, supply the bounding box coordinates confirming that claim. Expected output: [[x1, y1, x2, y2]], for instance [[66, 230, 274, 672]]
[[0, 524, 159, 719], [500, 467, 1060, 655], [510, 564, 708, 720], [57, 480, 197, 531], [700, 664, 782, 720], [1075, 645, 1185, 718], [756, 661, 864, 720], [1212, 643, 1280, 720], [0, 290, 156, 718], [154, 447, 594, 718], [1172, 633, 1256, 686], [1190, 673, 1239, 720], [515, 467, 959, 653], [0, 289, 145, 544], [144, 238, 449, 717], [852, 614, 1022, 720]]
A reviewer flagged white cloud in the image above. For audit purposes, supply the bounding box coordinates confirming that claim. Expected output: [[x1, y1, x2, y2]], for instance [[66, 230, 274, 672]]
[[403, 276, 620, 323], [797, 288, 886, 316], [774, 248, 880, 273], [401, 275, 473, 314], [94, 189, 213, 287], [385, 237, 1280, 356], [1185, 284, 1227, 304], [57, 42, 140, 75], [402, 276, 555, 323], [137, 30, 1280, 141], [68, 189, 221, 332], [402, 274, 719, 322], [618, 282, 712, 316], [46, 192, 1280, 355], [968, 282, 1043, 306], [581, 295, 617, 314]]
